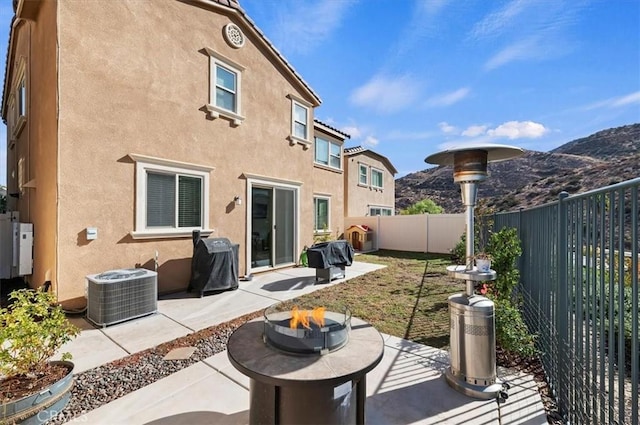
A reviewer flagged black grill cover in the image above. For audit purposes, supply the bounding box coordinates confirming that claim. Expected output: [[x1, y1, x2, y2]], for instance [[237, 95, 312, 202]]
[[189, 237, 239, 294], [307, 240, 354, 269]]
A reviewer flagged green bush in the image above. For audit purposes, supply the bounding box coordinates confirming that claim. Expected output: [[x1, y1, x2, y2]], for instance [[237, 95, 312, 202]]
[[450, 234, 469, 265], [451, 222, 537, 359], [0, 289, 80, 377], [486, 227, 537, 358], [494, 298, 537, 358], [400, 198, 444, 215], [487, 227, 522, 300]]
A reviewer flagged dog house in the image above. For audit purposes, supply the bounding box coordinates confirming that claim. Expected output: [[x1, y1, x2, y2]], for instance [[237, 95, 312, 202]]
[[346, 225, 373, 252]]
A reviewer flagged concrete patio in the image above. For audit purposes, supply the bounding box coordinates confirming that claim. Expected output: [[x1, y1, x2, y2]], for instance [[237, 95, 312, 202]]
[[56, 261, 548, 424]]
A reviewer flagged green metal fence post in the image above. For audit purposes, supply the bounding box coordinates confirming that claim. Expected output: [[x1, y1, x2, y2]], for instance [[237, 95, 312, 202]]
[[557, 191, 570, 421]]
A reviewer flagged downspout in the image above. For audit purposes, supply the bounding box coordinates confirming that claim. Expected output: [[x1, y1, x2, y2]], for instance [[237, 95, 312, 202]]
[[55, 0, 60, 301]]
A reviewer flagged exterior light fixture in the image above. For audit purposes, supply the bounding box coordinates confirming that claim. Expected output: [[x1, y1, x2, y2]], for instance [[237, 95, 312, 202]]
[[234, 196, 242, 206]]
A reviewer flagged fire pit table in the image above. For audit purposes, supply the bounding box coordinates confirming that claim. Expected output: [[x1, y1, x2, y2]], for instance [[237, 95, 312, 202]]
[[227, 303, 384, 425]]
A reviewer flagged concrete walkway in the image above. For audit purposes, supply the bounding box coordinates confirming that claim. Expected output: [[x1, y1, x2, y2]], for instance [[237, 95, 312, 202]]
[[57, 261, 548, 424]]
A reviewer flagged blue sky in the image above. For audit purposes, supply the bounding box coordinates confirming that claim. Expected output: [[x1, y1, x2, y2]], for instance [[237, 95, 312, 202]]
[[1, 0, 639, 184]]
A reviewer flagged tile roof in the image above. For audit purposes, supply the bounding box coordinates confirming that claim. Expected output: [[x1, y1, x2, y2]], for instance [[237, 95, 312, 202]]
[[314, 119, 351, 139], [343, 146, 366, 155], [343, 146, 398, 175], [221, 0, 322, 106], [209, 0, 241, 10]]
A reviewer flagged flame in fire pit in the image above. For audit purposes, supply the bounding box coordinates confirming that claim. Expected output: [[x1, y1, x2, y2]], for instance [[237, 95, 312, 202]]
[[290, 306, 326, 329]]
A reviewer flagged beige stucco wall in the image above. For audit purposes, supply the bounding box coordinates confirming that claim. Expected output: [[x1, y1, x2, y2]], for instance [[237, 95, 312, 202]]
[[4, 1, 59, 292], [54, 0, 328, 305], [344, 152, 396, 217], [311, 130, 345, 243]]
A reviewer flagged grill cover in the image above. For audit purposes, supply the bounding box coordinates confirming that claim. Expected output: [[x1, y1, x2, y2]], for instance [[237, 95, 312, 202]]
[[189, 237, 239, 295], [307, 240, 354, 269]]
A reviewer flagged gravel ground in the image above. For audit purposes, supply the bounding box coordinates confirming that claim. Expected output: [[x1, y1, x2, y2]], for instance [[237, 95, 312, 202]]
[[46, 311, 262, 425]]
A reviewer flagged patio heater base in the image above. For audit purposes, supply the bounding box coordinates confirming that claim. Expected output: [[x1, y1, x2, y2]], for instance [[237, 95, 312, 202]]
[[444, 368, 505, 400]]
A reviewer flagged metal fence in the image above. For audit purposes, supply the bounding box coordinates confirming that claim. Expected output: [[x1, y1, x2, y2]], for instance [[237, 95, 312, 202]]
[[493, 177, 639, 425]]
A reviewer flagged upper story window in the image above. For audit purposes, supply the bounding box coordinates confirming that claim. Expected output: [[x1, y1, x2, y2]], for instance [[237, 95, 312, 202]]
[[293, 102, 308, 139], [369, 207, 392, 216], [314, 137, 341, 169], [314, 196, 330, 232], [371, 168, 383, 189], [17, 77, 26, 118], [358, 164, 368, 185], [204, 48, 245, 126], [129, 154, 214, 239], [215, 64, 237, 112], [12, 64, 27, 138], [287, 95, 312, 147]]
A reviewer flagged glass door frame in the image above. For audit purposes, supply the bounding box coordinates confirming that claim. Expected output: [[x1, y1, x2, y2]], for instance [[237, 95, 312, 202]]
[[245, 175, 300, 274]]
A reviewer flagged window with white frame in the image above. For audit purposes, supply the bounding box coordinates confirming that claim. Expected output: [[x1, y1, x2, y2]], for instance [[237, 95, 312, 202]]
[[17, 76, 26, 118], [215, 64, 237, 112], [314, 196, 330, 232], [12, 65, 26, 138], [314, 137, 341, 169], [371, 168, 383, 189], [369, 207, 392, 216], [293, 101, 308, 140], [129, 154, 213, 238], [358, 164, 368, 185], [204, 48, 245, 125]]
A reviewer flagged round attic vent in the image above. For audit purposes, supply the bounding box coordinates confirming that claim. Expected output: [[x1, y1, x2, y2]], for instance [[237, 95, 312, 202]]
[[224, 23, 245, 48]]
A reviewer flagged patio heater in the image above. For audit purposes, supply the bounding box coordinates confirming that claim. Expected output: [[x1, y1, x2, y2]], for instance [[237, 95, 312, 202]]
[[425, 144, 523, 399]]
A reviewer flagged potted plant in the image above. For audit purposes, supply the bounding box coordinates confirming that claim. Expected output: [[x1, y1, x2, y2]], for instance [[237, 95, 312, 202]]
[[474, 251, 493, 272], [1, 289, 80, 424]]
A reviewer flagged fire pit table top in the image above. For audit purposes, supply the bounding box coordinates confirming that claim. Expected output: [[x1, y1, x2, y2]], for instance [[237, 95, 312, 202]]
[[227, 317, 384, 387]]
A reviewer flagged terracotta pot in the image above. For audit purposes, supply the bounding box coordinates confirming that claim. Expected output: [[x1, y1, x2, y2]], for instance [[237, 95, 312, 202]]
[[1, 360, 74, 425]]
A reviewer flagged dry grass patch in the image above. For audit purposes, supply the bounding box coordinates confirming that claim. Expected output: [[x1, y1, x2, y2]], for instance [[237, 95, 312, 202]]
[[293, 250, 464, 348]]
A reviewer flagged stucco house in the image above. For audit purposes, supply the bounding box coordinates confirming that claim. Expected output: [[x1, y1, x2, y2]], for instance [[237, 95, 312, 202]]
[[1, 0, 351, 307], [343, 146, 397, 217]]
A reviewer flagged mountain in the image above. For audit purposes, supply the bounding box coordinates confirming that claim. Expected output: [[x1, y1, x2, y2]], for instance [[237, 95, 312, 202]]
[[395, 123, 640, 213]]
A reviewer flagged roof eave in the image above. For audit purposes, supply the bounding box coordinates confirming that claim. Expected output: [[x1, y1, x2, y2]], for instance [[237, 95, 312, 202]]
[[314, 119, 350, 140], [188, 0, 321, 106]]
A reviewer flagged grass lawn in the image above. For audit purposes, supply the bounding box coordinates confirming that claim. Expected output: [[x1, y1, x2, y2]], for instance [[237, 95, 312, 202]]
[[290, 250, 465, 348]]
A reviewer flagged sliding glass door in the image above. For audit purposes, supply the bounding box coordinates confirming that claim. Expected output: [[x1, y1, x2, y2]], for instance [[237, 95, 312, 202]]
[[250, 186, 296, 269]]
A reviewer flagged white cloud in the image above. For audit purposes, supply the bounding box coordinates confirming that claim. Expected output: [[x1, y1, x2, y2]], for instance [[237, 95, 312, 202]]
[[390, 0, 452, 58], [426, 87, 470, 107], [268, 0, 356, 55], [385, 129, 438, 141], [364, 136, 379, 147], [471, 0, 532, 39], [483, 36, 542, 70], [462, 125, 488, 137], [472, 1, 585, 70], [487, 121, 548, 139], [350, 74, 422, 114], [341, 125, 363, 139], [583, 91, 640, 110], [438, 122, 458, 134]]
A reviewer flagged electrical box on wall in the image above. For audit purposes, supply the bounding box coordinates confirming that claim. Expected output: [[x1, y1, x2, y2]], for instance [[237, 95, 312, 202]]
[[86, 227, 98, 240], [0, 212, 19, 279], [12, 222, 33, 277]]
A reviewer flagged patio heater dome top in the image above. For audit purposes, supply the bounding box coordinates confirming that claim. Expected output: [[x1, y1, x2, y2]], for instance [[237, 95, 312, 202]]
[[424, 143, 524, 166], [425, 143, 524, 183]]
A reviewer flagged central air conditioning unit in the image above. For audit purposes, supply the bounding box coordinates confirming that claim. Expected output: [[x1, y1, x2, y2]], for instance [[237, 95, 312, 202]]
[[86, 268, 158, 327]]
